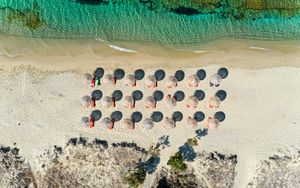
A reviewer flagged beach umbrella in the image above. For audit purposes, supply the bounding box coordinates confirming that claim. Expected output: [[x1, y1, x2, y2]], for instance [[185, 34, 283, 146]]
[[186, 96, 198, 108], [124, 74, 136, 86], [215, 90, 227, 101], [145, 96, 156, 108], [94, 67, 104, 78], [194, 111, 205, 122], [174, 91, 185, 101], [112, 90, 123, 101], [103, 74, 115, 84], [132, 90, 143, 101], [123, 118, 134, 130], [110, 111, 123, 122], [172, 111, 183, 122], [123, 96, 134, 108], [207, 117, 219, 129], [214, 111, 226, 122], [175, 70, 185, 82], [143, 118, 154, 130], [208, 96, 221, 109], [154, 69, 165, 81], [188, 75, 199, 87], [194, 90, 205, 101], [101, 117, 111, 129], [164, 117, 175, 128], [153, 90, 164, 101], [81, 95, 91, 107], [113, 68, 125, 80], [166, 75, 178, 88], [151, 111, 163, 122], [210, 73, 222, 87], [91, 110, 102, 121], [166, 95, 177, 108], [91, 90, 103, 101], [197, 69, 206, 80], [84, 73, 93, 81], [134, 69, 145, 80], [218, 67, 229, 79], [187, 117, 198, 129], [81, 117, 89, 127], [145, 75, 157, 88], [101, 96, 113, 108], [131, 111, 143, 123]]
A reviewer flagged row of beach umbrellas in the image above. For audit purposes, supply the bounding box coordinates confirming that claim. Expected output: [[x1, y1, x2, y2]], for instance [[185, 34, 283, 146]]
[[81, 89, 227, 109], [84, 67, 228, 88], [81, 110, 226, 130]]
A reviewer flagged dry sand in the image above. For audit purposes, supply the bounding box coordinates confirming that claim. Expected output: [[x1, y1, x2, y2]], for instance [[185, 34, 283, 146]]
[[0, 47, 300, 187]]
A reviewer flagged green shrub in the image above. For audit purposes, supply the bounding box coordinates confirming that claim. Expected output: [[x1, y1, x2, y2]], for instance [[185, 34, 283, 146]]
[[167, 152, 187, 172], [124, 167, 146, 188], [187, 138, 198, 147]]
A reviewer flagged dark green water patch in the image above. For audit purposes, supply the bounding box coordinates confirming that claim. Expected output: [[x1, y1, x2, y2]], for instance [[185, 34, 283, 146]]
[[0, 2, 44, 30]]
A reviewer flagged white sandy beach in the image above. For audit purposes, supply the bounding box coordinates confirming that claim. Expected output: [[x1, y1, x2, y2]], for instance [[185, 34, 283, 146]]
[[1, 46, 300, 187]]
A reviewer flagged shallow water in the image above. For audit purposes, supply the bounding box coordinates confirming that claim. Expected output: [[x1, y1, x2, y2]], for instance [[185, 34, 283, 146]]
[[0, 0, 300, 51]]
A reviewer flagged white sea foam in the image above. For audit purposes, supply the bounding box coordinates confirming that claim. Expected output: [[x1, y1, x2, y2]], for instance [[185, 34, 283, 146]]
[[249, 46, 270, 51], [192, 50, 207, 53], [108, 44, 138, 53]]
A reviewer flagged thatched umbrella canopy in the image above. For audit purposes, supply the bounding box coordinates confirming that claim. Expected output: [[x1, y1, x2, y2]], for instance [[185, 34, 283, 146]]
[[207, 117, 219, 130], [123, 118, 134, 130], [154, 69, 165, 81], [187, 117, 198, 129], [188, 75, 199, 87], [81, 117, 89, 127], [123, 96, 134, 108], [175, 70, 185, 82], [134, 69, 145, 80], [81, 95, 91, 107], [210, 73, 222, 87], [112, 90, 123, 101], [151, 111, 163, 122], [166, 95, 177, 108], [110, 111, 123, 122], [94, 67, 104, 78], [166, 75, 177, 88], [218, 67, 229, 79], [131, 111, 143, 123], [145, 75, 157, 88], [145, 96, 155, 108], [214, 111, 226, 122], [174, 91, 185, 101], [164, 117, 175, 128], [143, 118, 154, 130], [91, 110, 102, 121], [215, 90, 227, 101], [186, 96, 198, 108], [91, 90, 103, 101], [208, 96, 221, 109], [101, 117, 111, 129], [194, 90, 205, 101], [103, 74, 115, 84], [132, 90, 143, 101], [153, 90, 164, 101], [113, 68, 125, 80], [101, 96, 113, 108], [124, 74, 136, 86], [194, 111, 205, 122], [172, 111, 183, 122], [197, 69, 206, 80]]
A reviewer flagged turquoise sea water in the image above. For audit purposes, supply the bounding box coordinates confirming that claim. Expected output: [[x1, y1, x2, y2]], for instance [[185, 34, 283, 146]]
[[0, 0, 300, 50]]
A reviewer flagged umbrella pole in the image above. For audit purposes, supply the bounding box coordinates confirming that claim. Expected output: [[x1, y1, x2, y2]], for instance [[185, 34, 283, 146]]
[[112, 98, 116, 107]]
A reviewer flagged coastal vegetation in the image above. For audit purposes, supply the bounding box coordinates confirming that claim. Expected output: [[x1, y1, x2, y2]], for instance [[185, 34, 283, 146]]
[[1, 2, 44, 30], [167, 151, 187, 172], [124, 166, 146, 188]]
